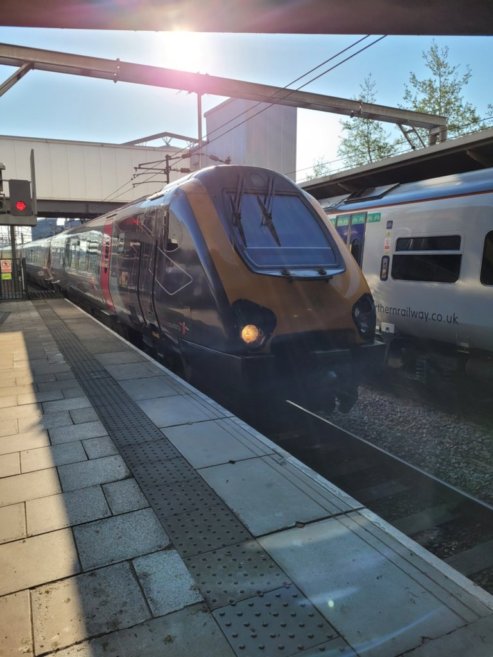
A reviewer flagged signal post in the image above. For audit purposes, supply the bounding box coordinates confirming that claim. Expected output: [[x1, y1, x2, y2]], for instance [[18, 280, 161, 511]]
[[0, 161, 37, 299]]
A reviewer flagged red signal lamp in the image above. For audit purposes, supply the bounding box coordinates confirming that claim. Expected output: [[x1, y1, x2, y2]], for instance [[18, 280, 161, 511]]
[[15, 200, 27, 212]]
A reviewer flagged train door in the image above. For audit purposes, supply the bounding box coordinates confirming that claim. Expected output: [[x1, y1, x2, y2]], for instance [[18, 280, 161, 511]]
[[335, 212, 367, 267], [100, 218, 115, 312], [137, 206, 162, 330]]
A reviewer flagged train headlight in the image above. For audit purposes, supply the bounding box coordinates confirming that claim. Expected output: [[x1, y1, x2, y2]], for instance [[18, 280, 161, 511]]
[[241, 324, 264, 346], [352, 294, 376, 339]]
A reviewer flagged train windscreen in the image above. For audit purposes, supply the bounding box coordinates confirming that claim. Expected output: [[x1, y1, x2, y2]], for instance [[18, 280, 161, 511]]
[[227, 192, 339, 269]]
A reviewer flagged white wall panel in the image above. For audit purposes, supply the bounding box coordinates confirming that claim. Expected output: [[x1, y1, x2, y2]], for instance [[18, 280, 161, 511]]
[[0, 136, 189, 204]]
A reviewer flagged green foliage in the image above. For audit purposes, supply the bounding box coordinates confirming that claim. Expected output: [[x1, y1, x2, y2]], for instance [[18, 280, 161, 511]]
[[337, 75, 398, 169], [307, 157, 331, 179], [402, 40, 483, 138]]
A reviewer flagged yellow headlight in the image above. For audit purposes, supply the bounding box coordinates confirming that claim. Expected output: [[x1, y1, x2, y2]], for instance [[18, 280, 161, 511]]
[[241, 324, 262, 345]]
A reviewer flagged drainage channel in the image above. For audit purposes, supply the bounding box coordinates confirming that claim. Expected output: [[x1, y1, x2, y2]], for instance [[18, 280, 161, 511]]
[[34, 301, 341, 656]]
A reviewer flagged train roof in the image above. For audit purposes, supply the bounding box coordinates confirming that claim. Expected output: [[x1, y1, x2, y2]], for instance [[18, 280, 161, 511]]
[[323, 166, 493, 213]]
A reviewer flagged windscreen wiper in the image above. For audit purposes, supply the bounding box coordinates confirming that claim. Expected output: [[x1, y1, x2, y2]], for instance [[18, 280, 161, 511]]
[[230, 175, 247, 246], [260, 176, 281, 246]]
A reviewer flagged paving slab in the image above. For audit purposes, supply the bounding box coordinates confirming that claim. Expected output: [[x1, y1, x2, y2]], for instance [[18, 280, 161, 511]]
[[259, 515, 466, 657], [95, 350, 147, 365], [32, 561, 151, 654], [49, 420, 108, 445], [105, 362, 163, 380], [118, 375, 183, 400], [19, 411, 73, 432], [20, 441, 87, 473], [0, 467, 61, 506], [50, 605, 236, 657], [102, 478, 149, 514], [0, 451, 20, 477], [164, 417, 273, 468], [73, 507, 170, 569], [133, 549, 203, 616], [26, 486, 111, 535], [0, 503, 26, 543], [137, 394, 224, 427], [401, 615, 493, 657], [69, 406, 99, 424], [0, 590, 33, 657], [199, 455, 342, 536], [82, 436, 118, 459], [58, 454, 130, 491], [42, 396, 92, 414], [0, 418, 18, 438], [0, 528, 80, 595]]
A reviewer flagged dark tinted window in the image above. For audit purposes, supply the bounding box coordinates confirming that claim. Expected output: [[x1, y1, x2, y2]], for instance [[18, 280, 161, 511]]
[[396, 235, 461, 251], [481, 231, 493, 285], [392, 254, 461, 283]]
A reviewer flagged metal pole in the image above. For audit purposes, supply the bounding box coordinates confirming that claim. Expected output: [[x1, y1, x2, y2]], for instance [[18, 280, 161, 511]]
[[197, 92, 203, 169]]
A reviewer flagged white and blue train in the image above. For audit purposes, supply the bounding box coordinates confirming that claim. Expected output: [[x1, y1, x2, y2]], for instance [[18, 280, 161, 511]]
[[322, 167, 493, 379]]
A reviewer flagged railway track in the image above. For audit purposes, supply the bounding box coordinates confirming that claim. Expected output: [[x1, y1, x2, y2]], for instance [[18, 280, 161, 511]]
[[271, 401, 493, 595]]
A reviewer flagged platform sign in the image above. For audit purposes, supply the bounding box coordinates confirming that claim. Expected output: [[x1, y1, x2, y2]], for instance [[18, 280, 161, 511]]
[[1, 259, 12, 280]]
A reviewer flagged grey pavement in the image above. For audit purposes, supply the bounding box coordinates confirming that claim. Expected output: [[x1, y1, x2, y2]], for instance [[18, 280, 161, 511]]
[[0, 299, 492, 657]]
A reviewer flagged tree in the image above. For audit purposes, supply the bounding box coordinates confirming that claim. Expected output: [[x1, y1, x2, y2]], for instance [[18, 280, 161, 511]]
[[306, 157, 331, 180], [337, 75, 398, 168], [402, 40, 483, 139]]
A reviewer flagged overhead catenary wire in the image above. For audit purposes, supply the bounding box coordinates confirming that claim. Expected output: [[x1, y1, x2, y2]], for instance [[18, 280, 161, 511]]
[[104, 35, 387, 201]]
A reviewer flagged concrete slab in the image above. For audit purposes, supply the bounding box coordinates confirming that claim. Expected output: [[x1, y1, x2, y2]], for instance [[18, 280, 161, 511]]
[[137, 394, 224, 427], [103, 478, 149, 514], [82, 436, 118, 459], [105, 362, 162, 380], [0, 590, 33, 657], [32, 561, 151, 654], [18, 390, 64, 405], [1, 403, 42, 421], [0, 451, 20, 477], [0, 467, 61, 507], [20, 441, 87, 473], [19, 411, 73, 432], [133, 549, 203, 616], [0, 528, 80, 596], [118, 375, 182, 400], [49, 420, 108, 445], [26, 486, 111, 535], [164, 417, 273, 468], [401, 615, 493, 656], [95, 350, 146, 365], [58, 455, 130, 491], [259, 515, 466, 657], [0, 418, 18, 438], [49, 605, 237, 657], [0, 503, 26, 543], [73, 508, 170, 570], [42, 396, 92, 414], [199, 456, 336, 536], [69, 406, 100, 424]]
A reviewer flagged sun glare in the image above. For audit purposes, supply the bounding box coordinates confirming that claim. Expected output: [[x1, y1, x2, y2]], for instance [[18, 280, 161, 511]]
[[158, 31, 209, 73]]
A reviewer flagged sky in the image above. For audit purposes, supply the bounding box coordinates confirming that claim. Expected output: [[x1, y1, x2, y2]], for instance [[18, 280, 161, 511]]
[[0, 28, 492, 182]]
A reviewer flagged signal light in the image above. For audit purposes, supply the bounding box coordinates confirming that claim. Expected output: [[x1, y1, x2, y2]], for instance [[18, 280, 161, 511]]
[[9, 179, 33, 217]]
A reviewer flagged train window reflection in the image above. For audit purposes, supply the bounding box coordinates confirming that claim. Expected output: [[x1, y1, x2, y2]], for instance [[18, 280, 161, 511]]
[[227, 192, 338, 267], [481, 231, 493, 285], [396, 235, 461, 251]]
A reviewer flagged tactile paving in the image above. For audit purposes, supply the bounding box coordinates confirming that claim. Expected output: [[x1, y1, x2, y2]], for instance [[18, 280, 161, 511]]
[[186, 540, 289, 608], [144, 479, 230, 518], [213, 584, 339, 656], [163, 506, 252, 557]]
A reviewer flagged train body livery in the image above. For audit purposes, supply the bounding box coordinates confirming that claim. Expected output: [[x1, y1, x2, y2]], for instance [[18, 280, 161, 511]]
[[322, 167, 493, 377], [23, 165, 381, 412]]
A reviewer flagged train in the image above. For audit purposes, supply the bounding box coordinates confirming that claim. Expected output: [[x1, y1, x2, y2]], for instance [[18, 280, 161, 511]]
[[321, 166, 493, 381], [21, 164, 382, 417]]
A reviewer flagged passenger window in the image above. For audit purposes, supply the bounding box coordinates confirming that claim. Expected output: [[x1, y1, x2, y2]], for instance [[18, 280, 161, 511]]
[[481, 231, 493, 285], [392, 234, 462, 283]]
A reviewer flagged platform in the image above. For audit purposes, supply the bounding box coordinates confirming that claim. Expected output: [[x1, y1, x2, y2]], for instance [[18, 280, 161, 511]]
[[0, 298, 492, 657]]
